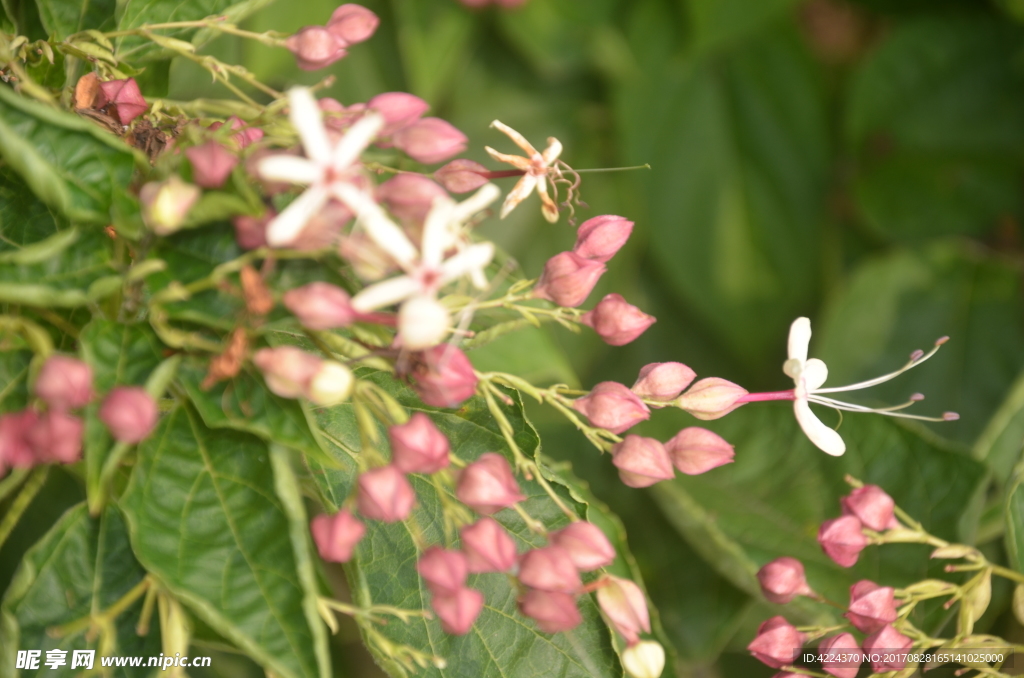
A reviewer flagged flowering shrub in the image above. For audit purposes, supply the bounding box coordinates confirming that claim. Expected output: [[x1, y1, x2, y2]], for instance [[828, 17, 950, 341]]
[[1, 1, 1024, 678]]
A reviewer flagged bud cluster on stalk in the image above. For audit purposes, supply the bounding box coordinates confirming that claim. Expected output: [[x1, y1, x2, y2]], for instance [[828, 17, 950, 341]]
[[745, 481, 1012, 677], [0, 355, 160, 475]]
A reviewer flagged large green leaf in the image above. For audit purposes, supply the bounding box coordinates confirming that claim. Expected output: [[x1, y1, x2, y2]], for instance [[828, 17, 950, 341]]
[[0, 86, 141, 230], [646, 404, 987, 612], [119, 405, 330, 678], [1006, 464, 1024, 574], [973, 368, 1024, 486], [35, 0, 117, 37], [688, 0, 800, 53], [615, 24, 829, 369], [114, 0, 277, 61], [817, 241, 1024, 445], [307, 369, 623, 678], [0, 503, 161, 678], [0, 349, 31, 411], [847, 16, 1024, 241], [0, 167, 62, 254]]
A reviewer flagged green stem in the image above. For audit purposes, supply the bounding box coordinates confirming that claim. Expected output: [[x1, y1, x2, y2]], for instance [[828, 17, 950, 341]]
[[0, 466, 48, 552]]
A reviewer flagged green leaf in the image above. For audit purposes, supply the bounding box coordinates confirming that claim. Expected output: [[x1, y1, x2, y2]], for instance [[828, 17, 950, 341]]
[[0, 503, 161, 678], [307, 369, 623, 678], [495, 0, 617, 78], [119, 405, 330, 678], [972, 368, 1024, 486], [0, 166, 63, 254], [0, 85, 141, 230], [847, 16, 1024, 241], [647, 404, 987, 612], [688, 0, 800, 53], [616, 25, 829, 368], [114, 0, 277, 61], [391, 0, 473, 104], [1006, 465, 1024, 574], [177, 357, 337, 468], [0, 349, 31, 411], [35, 0, 117, 37], [817, 241, 1024, 445]]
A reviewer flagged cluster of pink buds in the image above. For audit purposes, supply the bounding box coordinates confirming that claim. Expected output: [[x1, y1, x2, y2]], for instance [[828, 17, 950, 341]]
[[818, 484, 899, 567], [570, 362, 737, 487], [286, 3, 379, 70], [0, 355, 159, 476], [749, 485, 917, 676]]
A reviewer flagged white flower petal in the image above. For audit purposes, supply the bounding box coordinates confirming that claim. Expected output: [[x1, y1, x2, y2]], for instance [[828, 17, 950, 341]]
[[332, 112, 383, 170], [351, 275, 421, 311], [541, 137, 562, 165], [499, 174, 537, 219], [266, 186, 328, 247], [440, 243, 494, 285], [490, 120, 539, 157], [421, 196, 455, 268], [257, 155, 320, 184], [288, 88, 330, 165], [801, 358, 829, 392], [452, 183, 501, 223], [794, 398, 846, 456], [788, 317, 811, 364], [334, 184, 418, 268]]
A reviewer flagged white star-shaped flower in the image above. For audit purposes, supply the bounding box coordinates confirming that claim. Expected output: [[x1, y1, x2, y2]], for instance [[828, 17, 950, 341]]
[[342, 184, 500, 349], [783, 317, 957, 456], [258, 87, 383, 247], [485, 120, 562, 223]]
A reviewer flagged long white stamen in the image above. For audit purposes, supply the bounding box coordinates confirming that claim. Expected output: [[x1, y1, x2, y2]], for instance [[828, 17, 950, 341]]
[[807, 395, 952, 422], [812, 339, 945, 394]]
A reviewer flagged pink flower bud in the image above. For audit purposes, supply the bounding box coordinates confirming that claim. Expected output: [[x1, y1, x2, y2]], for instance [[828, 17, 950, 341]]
[[460, 517, 517, 572], [417, 546, 469, 594], [211, 116, 263, 148], [818, 633, 861, 678], [392, 118, 468, 164], [631, 362, 696, 401], [533, 251, 605, 308], [0, 411, 38, 468], [310, 510, 365, 562], [581, 294, 656, 346], [327, 3, 380, 45], [234, 212, 270, 250], [286, 26, 347, 71], [367, 92, 429, 137], [99, 387, 158, 444], [596, 576, 650, 644], [389, 412, 450, 474], [434, 159, 490, 194], [410, 345, 478, 409], [97, 78, 147, 125], [27, 411, 83, 464], [456, 453, 525, 514], [357, 466, 415, 522], [611, 435, 674, 488], [549, 521, 615, 571], [862, 625, 911, 672], [756, 557, 813, 604], [674, 377, 748, 420], [253, 347, 322, 399], [518, 589, 582, 633], [572, 382, 650, 434], [283, 282, 357, 330], [186, 141, 238, 189], [573, 215, 634, 263], [664, 427, 734, 475], [518, 546, 581, 593], [844, 580, 896, 633], [747, 616, 806, 669], [140, 176, 200, 235], [34, 355, 93, 410], [817, 516, 868, 567], [841, 485, 899, 532], [432, 587, 484, 635], [376, 174, 447, 223]]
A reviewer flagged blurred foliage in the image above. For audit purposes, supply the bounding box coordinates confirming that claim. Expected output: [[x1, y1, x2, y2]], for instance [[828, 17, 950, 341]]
[[4, 0, 1024, 676]]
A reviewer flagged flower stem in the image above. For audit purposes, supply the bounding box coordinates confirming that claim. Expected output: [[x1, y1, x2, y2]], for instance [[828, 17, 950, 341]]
[[0, 466, 48, 552]]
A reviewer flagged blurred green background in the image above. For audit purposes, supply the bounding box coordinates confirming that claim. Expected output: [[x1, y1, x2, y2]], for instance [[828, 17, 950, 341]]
[[6, 0, 1024, 676]]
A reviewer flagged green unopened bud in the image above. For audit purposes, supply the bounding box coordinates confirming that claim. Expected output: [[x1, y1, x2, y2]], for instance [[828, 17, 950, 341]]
[[930, 544, 980, 560], [140, 176, 200, 235], [1014, 583, 1024, 626], [957, 568, 992, 635], [307, 360, 354, 406]]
